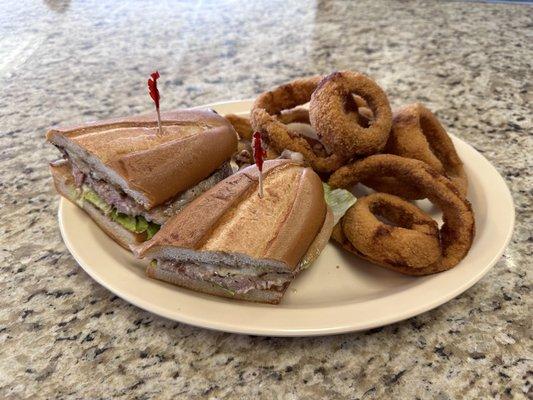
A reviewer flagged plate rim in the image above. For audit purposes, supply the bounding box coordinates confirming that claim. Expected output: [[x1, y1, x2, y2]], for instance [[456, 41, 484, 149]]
[[58, 99, 516, 336]]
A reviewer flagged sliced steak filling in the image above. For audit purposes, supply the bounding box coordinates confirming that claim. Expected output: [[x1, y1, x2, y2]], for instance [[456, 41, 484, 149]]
[[155, 260, 293, 294]]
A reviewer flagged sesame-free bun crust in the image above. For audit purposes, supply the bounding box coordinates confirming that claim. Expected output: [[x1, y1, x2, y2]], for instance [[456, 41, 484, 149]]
[[47, 108, 238, 209], [135, 159, 328, 273]]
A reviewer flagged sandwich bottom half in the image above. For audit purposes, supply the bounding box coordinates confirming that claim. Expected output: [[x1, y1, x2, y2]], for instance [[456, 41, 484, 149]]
[[147, 260, 293, 305]]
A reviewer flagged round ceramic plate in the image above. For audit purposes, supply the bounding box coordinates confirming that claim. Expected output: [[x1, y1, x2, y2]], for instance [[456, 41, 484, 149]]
[[58, 100, 515, 336]]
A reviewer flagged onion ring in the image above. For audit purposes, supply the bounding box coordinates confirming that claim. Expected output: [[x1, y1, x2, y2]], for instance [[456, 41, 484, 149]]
[[277, 107, 310, 124], [329, 154, 475, 275], [251, 76, 345, 173], [389, 103, 467, 195], [309, 71, 392, 158], [275, 107, 331, 158], [364, 103, 467, 199], [224, 114, 253, 141], [361, 176, 426, 201], [341, 193, 442, 269], [351, 95, 373, 128]]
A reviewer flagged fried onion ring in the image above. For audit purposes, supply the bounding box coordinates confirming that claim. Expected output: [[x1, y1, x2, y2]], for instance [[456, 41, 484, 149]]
[[309, 71, 392, 158], [226, 114, 280, 168], [361, 176, 426, 201], [275, 107, 331, 158], [251, 76, 345, 173], [389, 103, 467, 195], [364, 103, 468, 199], [351, 95, 374, 128], [329, 154, 475, 275], [224, 114, 253, 141], [277, 107, 310, 124], [341, 193, 442, 269]]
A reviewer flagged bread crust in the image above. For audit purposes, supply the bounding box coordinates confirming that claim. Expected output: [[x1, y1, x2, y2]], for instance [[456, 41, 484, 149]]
[[47, 108, 238, 209], [136, 160, 327, 272], [297, 206, 334, 270]]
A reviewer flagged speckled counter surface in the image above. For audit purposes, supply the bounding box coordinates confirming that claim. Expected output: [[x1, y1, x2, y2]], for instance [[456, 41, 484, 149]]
[[0, 0, 531, 398]]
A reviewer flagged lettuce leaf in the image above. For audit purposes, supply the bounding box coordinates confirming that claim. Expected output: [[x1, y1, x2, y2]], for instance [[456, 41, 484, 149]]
[[322, 183, 357, 225], [136, 216, 149, 233], [110, 211, 138, 232], [296, 184, 357, 271], [146, 223, 160, 240], [82, 188, 112, 215], [82, 188, 160, 237]]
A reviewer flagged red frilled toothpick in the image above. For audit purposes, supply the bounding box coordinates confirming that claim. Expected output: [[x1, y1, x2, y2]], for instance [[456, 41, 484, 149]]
[[253, 132, 267, 198], [147, 71, 163, 135]]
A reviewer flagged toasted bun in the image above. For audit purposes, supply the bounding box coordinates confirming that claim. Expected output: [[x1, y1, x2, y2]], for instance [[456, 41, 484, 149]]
[[297, 206, 334, 270], [135, 159, 327, 273], [50, 162, 145, 250], [146, 263, 288, 304], [47, 108, 238, 209]]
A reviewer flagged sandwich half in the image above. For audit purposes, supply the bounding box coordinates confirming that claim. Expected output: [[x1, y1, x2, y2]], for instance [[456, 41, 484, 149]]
[[48, 108, 238, 249], [134, 159, 334, 304]]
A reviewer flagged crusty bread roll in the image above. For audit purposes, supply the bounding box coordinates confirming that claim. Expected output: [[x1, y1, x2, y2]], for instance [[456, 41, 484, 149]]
[[47, 108, 238, 209], [135, 160, 334, 304]]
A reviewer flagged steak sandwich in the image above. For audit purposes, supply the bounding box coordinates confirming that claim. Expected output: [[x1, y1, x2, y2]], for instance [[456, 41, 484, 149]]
[[47, 108, 238, 249], [133, 159, 334, 304]]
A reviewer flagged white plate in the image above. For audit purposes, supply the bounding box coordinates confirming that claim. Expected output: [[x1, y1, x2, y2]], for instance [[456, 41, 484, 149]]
[[58, 100, 515, 336]]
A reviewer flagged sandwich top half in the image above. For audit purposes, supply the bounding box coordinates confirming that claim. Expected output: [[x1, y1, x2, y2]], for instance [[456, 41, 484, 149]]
[[47, 108, 238, 208]]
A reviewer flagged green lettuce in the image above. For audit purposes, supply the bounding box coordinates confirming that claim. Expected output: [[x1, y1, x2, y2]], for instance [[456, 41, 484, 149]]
[[82, 188, 112, 214], [110, 211, 138, 232], [146, 223, 160, 240], [109, 211, 160, 237], [135, 215, 149, 233], [82, 187, 160, 238], [322, 183, 357, 225], [297, 184, 357, 271]]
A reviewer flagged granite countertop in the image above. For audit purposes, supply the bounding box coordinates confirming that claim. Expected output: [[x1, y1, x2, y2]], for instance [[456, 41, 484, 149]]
[[0, 0, 531, 398]]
